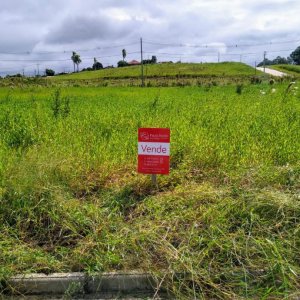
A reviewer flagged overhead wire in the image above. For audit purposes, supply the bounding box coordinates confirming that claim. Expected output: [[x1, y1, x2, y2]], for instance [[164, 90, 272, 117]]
[[143, 48, 296, 59], [0, 42, 139, 55], [0, 51, 140, 62], [143, 39, 300, 49], [0, 37, 298, 56]]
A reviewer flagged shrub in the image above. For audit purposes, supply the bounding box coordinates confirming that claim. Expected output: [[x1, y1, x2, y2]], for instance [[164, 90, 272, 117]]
[[236, 84, 243, 94], [45, 69, 55, 76], [117, 61, 129, 68], [250, 76, 262, 84], [92, 62, 103, 70], [51, 89, 71, 118]]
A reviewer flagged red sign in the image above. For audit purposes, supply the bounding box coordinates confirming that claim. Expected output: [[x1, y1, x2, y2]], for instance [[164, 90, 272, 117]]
[[138, 128, 170, 175]]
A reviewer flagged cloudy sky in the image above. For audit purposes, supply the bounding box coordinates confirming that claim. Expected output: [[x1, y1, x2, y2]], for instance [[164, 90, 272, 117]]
[[0, 0, 299, 75]]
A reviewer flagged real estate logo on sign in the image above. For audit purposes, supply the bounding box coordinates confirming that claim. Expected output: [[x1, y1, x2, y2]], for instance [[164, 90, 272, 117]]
[[138, 128, 170, 175]]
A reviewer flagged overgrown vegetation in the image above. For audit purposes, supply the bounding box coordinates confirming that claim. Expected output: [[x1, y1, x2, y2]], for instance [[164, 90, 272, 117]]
[[0, 81, 300, 298]]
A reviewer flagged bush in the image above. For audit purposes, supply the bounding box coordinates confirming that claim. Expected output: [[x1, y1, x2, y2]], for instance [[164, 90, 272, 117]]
[[269, 79, 275, 85], [45, 69, 55, 76], [250, 76, 262, 84], [81, 67, 93, 72], [92, 62, 103, 70], [117, 61, 129, 68], [51, 89, 71, 118], [236, 84, 243, 95], [142, 56, 157, 65]]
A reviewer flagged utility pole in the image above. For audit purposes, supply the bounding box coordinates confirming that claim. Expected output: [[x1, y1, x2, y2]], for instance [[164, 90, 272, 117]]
[[140, 37, 144, 87], [218, 52, 220, 63], [240, 54, 242, 63], [263, 51, 266, 73], [22, 68, 25, 77], [37, 64, 40, 76], [255, 61, 257, 75]]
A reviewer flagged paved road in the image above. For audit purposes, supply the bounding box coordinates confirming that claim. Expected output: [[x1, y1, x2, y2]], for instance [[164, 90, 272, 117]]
[[256, 67, 287, 77]]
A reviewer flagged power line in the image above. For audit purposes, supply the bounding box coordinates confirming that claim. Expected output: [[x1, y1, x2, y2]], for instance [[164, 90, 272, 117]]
[[0, 51, 140, 62], [0, 47, 294, 64], [0, 42, 139, 55], [143, 48, 296, 59], [0, 37, 298, 56], [143, 38, 300, 49]]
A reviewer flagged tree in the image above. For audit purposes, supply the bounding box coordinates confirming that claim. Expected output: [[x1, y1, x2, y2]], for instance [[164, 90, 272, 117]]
[[45, 69, 55, 76], [71, 51, 82, 72], [122, 49, 126, 61], [75, 54, 81, 72], [257, 56, 290, 67], [81, 67, 93, 71], [287, 56, 293, 64], [71, 52, 76, 72], [142, 56, 158, 65], [290, 46, 300, 65], [273, 56, 289, 65], [92, 58, 103, 70], [117, 60, 128, 68]]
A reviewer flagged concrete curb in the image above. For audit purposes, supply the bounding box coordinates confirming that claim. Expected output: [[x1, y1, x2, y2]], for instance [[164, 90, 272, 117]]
[[4, 272, 162, 297]]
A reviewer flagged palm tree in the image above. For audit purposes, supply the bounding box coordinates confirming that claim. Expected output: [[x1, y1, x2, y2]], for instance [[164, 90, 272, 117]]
[[71, 52, 76, 72], [75, 55, 81, 72], [122, 49, 126, 61], [71, 52, 82, 72]]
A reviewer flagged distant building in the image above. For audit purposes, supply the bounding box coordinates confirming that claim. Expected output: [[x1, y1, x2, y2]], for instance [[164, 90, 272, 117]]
[[128, 60, 140, 65]]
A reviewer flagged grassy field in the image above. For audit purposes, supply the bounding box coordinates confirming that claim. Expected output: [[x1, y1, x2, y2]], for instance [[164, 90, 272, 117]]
[[0, 81, 300, 298], [50, 62, 258, 80], [43, 62, 264, 88], [0, 63, 267, 88], [270, 64, 300, 77]]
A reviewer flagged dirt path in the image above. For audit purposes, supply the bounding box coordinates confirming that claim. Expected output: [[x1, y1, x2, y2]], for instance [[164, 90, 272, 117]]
[[256, 67, 287, 77]]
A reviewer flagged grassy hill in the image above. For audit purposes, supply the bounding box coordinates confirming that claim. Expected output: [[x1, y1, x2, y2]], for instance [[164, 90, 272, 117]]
[[270, 64, 300, 77], [41, 62, 263, 87], [0, 63, 264, 88], [50, 62, 258, 80]]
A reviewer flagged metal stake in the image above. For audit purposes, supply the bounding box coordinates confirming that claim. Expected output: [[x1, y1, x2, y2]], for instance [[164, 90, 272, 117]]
[[151, 174, 157, 188]]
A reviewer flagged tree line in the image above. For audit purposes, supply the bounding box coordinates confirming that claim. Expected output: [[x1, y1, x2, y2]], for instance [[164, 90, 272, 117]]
[[257, 45, 300, 67], [63, 48, 157, 75]]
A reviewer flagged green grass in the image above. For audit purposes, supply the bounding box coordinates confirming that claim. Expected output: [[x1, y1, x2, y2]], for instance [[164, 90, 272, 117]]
[[0, 62, 265, 88], [50, 62, 258, 80], [0, 82, 300, 298], [270, 64, 300, 77]]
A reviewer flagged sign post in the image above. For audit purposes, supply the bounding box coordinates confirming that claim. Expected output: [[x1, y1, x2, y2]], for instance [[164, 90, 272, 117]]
[[151, 174, 157, 186], [138, 128, 170, 186]]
